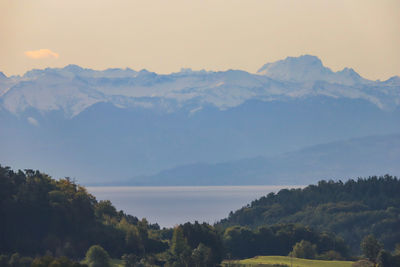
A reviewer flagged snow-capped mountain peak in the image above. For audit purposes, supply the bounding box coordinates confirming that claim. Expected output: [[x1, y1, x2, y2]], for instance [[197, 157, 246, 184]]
[[257, 55, 328, 81], [0, 55, 399, 117], [257, 55, 368, 86]]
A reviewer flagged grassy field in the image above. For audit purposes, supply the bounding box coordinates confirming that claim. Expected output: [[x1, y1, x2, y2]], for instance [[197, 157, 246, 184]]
[[81, 258, 124, 266], [222, 255, 354, 267], [110, 259, 124, 267]]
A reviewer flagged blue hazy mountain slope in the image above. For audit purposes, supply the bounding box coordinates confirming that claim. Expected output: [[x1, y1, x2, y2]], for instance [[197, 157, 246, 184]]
[[122, 134, 400, 186], [1, 55, 399, 184], [1, 98, 399, 184]]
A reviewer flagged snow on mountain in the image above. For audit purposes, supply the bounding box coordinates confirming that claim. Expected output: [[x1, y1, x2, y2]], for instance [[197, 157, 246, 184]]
[[0, 55, 399, 117], [257, 55, 368, 85], [1, 72, 106, 117]]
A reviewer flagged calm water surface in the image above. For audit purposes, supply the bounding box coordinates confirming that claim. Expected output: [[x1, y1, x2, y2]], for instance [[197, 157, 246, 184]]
[[87, 186, 299, 228]]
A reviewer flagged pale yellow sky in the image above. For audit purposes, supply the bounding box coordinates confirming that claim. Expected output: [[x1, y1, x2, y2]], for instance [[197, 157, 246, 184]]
[[0, 0, 399, 80]]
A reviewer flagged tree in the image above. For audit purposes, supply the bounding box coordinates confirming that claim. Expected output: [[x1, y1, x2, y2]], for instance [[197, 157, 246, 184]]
[[191, 243, 212, 267], [95, 200, 118, 218], [8, 253, 21, 267], [361, 235, 383, 262], [223, 226, 255, 258], [85, 245, 111, 267], [376, 250, 393, 267], [170, 227, 190, 256], [290, 240, 317, 259], [168, 226, 191, 267], [395, 244, 400, 256], [121, 254, 137, 267], [0, 255, 9, 266], [352, 259, 374, 267], [8, 253, 32, 267], [316, 250, 343, 261]]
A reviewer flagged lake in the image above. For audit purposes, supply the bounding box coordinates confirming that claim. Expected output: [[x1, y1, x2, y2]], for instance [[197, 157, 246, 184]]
[[87, 185, 299, 228]]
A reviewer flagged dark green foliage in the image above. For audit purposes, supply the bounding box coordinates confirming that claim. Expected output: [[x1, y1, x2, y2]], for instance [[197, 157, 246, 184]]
[[84, 245, 111, 267], [376, 250, 392, 267], [31, 255, 87, 267], [218, 175, 400, 252], [121, 254, 137, 267], [0, 165, 167, 259], [7, 253, 32, 267], [223, 226, 255, 259], [3, 164, 398, 266], [352, 260, 374, 267], [375, 250, 400, 267], [95, 200, 118, 218], [0, 254, 9, 266], [170, 226, 190, 257], [181, 221, 224, 264], [167, 222, 224, 267], [361, 235, 382, 262], [316, 250, 344, 261], [191, 243, 213, 267], [222, 224, 348, 259], [290, 240, 317, 259]]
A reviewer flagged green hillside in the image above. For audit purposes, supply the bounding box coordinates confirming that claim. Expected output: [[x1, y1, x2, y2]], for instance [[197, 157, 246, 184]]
[[217, 175, 400, 252], [222, 256, 354, 267], [1, 165, 399, 266]]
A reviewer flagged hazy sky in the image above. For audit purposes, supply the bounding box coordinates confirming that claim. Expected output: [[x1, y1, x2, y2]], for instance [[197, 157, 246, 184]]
[[1, 0, 399, 80]]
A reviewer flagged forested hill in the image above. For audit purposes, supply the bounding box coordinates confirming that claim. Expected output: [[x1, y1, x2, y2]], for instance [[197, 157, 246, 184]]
[[0, 165, 166, 259], [217, 175, 400, 252], [2, 164, 400, 265]]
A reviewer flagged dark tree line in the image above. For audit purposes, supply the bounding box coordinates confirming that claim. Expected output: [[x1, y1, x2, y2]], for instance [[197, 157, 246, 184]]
[[222, 223, 349, 260], [0, 165, 167, 260], [217, 175, 400, 253], [2, 164, 400, 266]]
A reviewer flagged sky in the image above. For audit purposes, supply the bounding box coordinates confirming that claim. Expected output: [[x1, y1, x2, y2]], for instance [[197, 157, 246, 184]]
[[0, 0, 399, 80]]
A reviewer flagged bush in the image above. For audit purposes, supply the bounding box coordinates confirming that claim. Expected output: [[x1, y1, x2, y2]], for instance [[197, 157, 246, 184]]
[[8, 253, 32, 267], [316, 250, 344, 260], [360, 235, 382, 262], [290, 240, 317, 259], [0, 255, 9, 266], [352, 260, 374, 267], [85, 245, 111, 267]]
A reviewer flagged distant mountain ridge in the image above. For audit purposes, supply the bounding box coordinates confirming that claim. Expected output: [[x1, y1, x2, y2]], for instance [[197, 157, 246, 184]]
[[1, 55, 399, 118], [1, 55, 399, 184], [112, 133, 400, 186]]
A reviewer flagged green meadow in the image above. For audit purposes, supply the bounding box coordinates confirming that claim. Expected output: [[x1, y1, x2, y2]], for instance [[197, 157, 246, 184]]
[[222, 255, 354, 267], [109, 259, 124, 267]]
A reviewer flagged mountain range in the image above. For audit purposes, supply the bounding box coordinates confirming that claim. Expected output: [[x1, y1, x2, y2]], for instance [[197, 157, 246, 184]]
[[1, 55, 399, 184], [121, 133, 400, 186]]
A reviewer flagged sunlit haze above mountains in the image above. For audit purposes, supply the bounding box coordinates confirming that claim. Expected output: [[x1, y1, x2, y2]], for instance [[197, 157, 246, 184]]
[[1, 0, 399, 80]]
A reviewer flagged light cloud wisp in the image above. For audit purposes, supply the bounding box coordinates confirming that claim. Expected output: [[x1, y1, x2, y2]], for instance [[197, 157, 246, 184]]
[[24, 49, 59, 59]]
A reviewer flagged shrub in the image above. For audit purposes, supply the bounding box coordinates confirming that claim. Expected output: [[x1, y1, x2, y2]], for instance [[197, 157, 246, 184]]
[[290, 240, 317, 259], [84, 245, 111, 267]]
